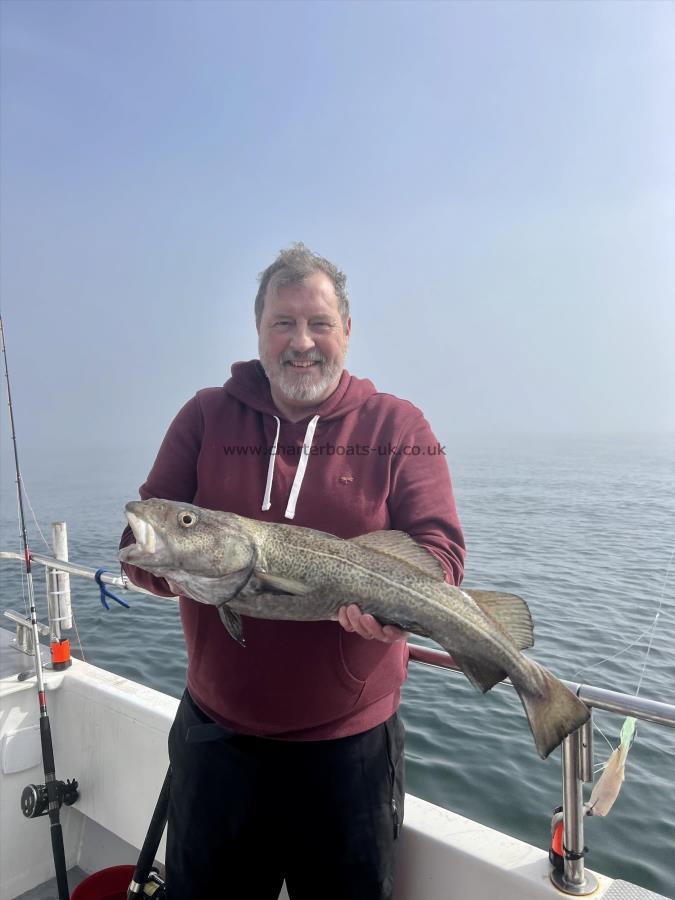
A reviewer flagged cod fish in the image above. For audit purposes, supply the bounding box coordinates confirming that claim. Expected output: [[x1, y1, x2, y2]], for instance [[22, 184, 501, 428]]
[[119, 498, 589, 758]]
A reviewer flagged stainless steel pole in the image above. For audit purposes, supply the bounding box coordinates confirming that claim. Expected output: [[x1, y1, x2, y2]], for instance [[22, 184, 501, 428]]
[[550, 729, 598, 895]]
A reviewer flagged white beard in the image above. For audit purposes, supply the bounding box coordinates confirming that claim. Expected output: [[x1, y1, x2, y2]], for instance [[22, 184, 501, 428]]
[[272, 358, 343, 402], [260, 349, 346, 404]]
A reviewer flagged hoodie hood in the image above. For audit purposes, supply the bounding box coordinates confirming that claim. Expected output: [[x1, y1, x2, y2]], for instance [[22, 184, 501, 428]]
[[224, 359, 377, 422]]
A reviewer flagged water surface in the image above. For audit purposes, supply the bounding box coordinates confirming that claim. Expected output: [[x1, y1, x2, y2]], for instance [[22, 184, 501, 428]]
[[1, 435, 673, 896]]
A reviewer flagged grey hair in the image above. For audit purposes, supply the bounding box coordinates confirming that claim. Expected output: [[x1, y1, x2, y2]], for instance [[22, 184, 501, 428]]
[[254, 242, 350, 328]]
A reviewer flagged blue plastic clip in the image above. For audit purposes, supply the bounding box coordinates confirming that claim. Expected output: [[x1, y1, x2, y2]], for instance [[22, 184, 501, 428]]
[[95, 568, 130, 610]]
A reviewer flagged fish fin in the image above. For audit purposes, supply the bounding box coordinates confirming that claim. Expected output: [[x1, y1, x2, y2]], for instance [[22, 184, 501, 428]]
[[350, 531, 446, 580], [218, 605, 246, 646], [462, 590, 534, 650], [514, 662, 590, 759], [253, 572, 313, 595], [451, 652, 507, 693]]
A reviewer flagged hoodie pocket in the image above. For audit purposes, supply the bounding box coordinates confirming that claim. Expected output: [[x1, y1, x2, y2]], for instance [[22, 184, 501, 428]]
[[337, 629, 368, 696]]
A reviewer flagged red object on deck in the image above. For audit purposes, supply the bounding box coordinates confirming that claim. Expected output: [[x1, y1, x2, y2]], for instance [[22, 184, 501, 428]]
[[71, 865, 136, 900], [51, 638, 71, 670]]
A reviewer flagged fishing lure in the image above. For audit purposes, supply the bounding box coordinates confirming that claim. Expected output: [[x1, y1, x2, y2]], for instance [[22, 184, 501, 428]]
[[587, 716, 637, 817]]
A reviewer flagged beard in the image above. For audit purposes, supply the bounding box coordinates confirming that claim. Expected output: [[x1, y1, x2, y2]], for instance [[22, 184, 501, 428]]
[[260, 347, 346, 403]]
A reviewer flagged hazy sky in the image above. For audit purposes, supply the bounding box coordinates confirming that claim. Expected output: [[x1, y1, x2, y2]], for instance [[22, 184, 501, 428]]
[[0, 0, 673, 457]]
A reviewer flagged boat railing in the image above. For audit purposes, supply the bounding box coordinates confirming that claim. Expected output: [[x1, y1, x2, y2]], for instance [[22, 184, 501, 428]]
[[2, 531, 675, 897], [0, 550, 164, 598], [408, 643, 675, 895]]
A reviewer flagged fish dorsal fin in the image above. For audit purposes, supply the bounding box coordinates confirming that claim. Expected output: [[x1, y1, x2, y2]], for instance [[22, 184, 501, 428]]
[[462, 589, 534, 650], [254, 571, 312, 595], [350, 531, 446, 580]]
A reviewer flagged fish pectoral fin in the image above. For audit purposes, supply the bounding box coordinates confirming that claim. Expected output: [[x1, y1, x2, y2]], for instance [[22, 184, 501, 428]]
[[462, 590, 534, 650], [254, 571, 313, 595], [350, 531, 446, 580], [218, 604, 246, 646], [451, 652, 507, 693]]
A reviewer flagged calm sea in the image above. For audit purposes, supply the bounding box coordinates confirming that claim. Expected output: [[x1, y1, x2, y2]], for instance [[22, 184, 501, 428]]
[[1, 435, 674, 897]]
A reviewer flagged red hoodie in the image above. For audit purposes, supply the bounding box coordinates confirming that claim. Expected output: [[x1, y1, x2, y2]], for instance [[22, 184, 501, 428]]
[[120, 361, 465, 740]]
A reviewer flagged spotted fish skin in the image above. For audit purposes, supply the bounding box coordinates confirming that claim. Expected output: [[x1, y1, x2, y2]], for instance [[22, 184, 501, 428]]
[[120, 498, 590, 758]]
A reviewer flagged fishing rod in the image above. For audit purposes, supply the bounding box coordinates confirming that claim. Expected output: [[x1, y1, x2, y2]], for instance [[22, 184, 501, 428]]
[[0, 314, 76, 900]]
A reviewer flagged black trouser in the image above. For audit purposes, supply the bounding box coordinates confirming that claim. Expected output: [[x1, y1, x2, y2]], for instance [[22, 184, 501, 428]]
[[166, 690, 405, 900]]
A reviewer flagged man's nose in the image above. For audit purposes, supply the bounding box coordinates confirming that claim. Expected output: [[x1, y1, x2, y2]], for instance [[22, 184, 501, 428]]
[[289, 324, 315, 354]]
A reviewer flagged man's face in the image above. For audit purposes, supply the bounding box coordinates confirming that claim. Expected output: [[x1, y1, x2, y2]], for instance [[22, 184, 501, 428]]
[[258, 271, 351, 410]]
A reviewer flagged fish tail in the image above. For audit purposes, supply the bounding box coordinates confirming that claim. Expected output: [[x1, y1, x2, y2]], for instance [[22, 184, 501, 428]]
[[514, 662, 590, 759]]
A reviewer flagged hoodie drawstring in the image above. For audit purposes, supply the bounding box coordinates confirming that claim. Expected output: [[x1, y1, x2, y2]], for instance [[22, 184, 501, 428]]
[[284, 415, 320, 520], [261, 414, 320, 520], [261, 416, 281, 512]]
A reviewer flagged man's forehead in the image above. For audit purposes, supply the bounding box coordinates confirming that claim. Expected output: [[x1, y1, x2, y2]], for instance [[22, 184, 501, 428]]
[[264, 272, 340, 314]]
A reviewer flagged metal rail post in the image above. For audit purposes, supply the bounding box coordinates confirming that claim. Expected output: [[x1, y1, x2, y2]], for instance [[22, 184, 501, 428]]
[[550, 725, 598, 895]]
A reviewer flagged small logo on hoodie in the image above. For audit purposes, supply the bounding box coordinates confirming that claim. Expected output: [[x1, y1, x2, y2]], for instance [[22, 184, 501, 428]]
[[339, 473, 354, 485]]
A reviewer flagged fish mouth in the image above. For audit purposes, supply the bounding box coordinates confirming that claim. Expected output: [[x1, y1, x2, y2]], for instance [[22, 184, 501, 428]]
[[126, 511, 158, 553]]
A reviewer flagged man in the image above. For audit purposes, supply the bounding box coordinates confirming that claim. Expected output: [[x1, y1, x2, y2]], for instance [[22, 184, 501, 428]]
[[120, 243, 465, 899]]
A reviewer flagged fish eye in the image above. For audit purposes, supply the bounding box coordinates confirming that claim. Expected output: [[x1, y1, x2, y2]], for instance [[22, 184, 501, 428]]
[[179, 511, 197, 528]]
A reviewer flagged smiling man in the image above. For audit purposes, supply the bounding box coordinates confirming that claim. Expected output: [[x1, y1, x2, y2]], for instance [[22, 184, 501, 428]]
[[120, 243, 465, 900], [257, 269, 350, 412]]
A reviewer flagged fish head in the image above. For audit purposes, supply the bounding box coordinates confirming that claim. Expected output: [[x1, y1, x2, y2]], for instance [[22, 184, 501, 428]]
[[119, 499, 256, 602]]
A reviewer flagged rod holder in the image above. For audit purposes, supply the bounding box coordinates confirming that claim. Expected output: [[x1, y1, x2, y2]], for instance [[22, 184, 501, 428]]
[[4, 610, 49, 655]]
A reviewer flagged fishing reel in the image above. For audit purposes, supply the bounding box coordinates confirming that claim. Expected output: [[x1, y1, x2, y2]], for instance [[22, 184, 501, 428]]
[[21, 778, 79, 818], [127, 869, 166, 899]]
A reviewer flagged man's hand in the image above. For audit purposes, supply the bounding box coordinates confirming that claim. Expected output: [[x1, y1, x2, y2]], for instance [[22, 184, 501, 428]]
[[337, 604, 408, 643]]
